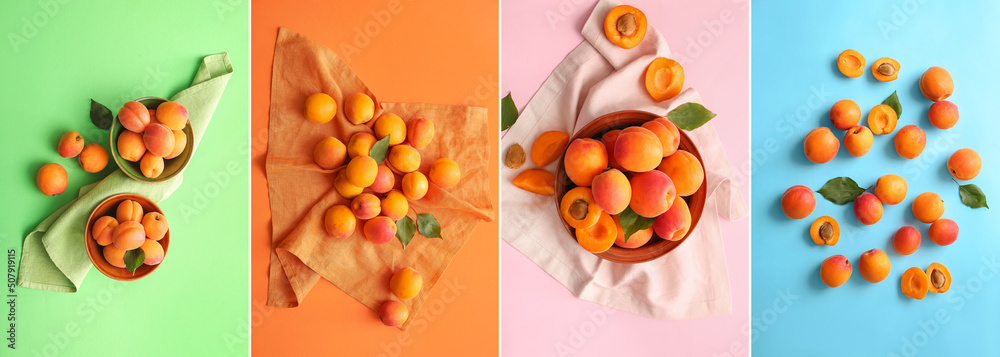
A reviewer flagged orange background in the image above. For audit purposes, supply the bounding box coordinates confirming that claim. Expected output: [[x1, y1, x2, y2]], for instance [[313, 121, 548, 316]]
[[250, 0, 499, 356]]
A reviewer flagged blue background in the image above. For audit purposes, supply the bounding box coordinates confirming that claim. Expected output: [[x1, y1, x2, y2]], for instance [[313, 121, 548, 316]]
[[752, 1, 1000, 356]]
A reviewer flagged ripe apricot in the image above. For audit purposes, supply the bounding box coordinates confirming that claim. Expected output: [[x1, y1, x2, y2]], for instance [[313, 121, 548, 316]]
[[836, 49, 865, 78], [531, 131, 570, 167], [629, 170, 676, 218], [901, 267, 930, 300], [612, 215, 653, 249], [641, 120, 679, 157], [858, 248, 891, 283], [892, 226, 921, 255], [871, 57, 900, 82], [57, 131, 84, 158], [803, 127, 839, 164], [313, 137, 347, 170], [304, 93, 337, 123], [928, 218, 958, 246], [344, 93, 375, 125], [406, 117, 434, 149], [78, 143, 108, 173], [380, 190, 409, 221], [873, 174, 907, 205], [347, 132, 377, 158], [143, 123, 175, 158], [651, 118, 681, 154], [853, 192, 883, 225], [428, 158, 461, 188], [926, 263, 951, 293], [512, 169, 555, 196], [141, 212, 168, 241], [575, 212, 616, 253], [919, 66, 954, 102], [644, 57, 684, 101], [139, 239, 164, 265], [116, 200, 143, 222], [820, 255, 852, 288], [155, 101, 189, 130], [591, 169, 631, 214], [809, 216, 839, 246], [947, 148, 981, 181], [894, 125, 926, 159], [601, 130, 624, 170], [36, 163, 67, 196], [912, 192, 944, 224], [118, 101, 151, 133], [603, 5, 646, 49], [843, 125, 873, 157], [103, 245, 127, 269], [401, 172, 428, 200], [564, 138, 607, 186], [868, 104, 898, 135], [657, 150, 704, 197], [323, 205, 356, 238], [829, 99, 861, 130], [345, 155, 377, 187], [334, 171, 363, 199], [112, 221, 145, 251], [390, 267, 423, 300], [928, 101, 959, 129], [140, 152, 164, 179], [388, 145, 421, 173], [351, 193, 381, 220], [117, 131, 146, 162], [780, 185, 815, 220], [364, 216, 397, 245], [379, 300, 409, 327], [91, 216, 119, 246], [560, 187, 602, 229], [615, 127, 662, 172], [374, 113, 406, 145], [370, 164, 395, 194], [653, 196, 691, 241]]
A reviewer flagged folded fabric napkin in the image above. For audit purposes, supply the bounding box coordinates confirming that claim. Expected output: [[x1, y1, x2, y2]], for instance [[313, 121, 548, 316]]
[[264, 28, 495, 330], [17, 53, 234, 292], [501, 0, 747, 319]]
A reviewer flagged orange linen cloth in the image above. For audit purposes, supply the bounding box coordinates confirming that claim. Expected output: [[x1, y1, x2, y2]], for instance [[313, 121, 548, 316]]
[[264, 28, 495, 330]]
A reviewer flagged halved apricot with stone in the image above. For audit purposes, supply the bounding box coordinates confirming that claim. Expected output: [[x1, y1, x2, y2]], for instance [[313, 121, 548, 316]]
[[644, 57, 684, 101], [809, 216, 839, 246], [829, 99, 861, 130], [868, 104, 898, 135], [657, 150, 704, 197], [780, 185, 815, 220], [613, 215, 653, 249], [947, 148, 981, 181], [531, 131, 570, 168], [820, 255, 852, 288], [872, 57, 900, 82], [874, 174, 907, 205], [858, 248, 891, 283], [629, 170, 676, 218], [576, 212, 616, 253], [560, 187, 602, 229], [901, 267, 930, 300], [591, 169, 631, 215], [803, 127, 839, 164], [893, 226, 921, 255], [912, 192, 944, 224], [512, 169, 555, 196], [565, 138, 608, 187], [837, 49, 865, 78], [603, 5, 647, 49], [843, 125, 873, 157], [926, 263, 951, 293], [919, 66, 954, 102], [652, 196, 691, 241], [928, 101, 959, 129], [894, 125, 926, 159]]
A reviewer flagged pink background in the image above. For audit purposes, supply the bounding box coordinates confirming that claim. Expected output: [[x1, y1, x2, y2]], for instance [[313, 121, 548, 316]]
[[501, 0, 750, 356]]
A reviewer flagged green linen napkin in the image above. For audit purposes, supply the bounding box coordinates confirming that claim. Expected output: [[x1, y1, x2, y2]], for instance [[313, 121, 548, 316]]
[[17, 53, 233, 292]]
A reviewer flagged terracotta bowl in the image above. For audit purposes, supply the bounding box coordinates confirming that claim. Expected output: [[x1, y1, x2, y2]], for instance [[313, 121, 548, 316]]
[[108, 96, 194, 183], [555, 110, 707, 264], [84, 193, 169, 281]]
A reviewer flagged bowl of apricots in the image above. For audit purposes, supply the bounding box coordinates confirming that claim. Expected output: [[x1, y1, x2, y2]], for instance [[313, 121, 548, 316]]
[[84, 193, 170, 281], [554, 110, 707, 263], [109, 97, 193, 182]]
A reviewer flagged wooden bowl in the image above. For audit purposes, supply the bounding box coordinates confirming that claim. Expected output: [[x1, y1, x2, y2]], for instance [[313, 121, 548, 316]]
[[555, 110, 707, 264], [109, 97, 194, 183], [84, 193, 170, 281]]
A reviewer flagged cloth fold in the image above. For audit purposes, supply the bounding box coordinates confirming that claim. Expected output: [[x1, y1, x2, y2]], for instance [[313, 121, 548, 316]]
[[264, 28, 495, 331], [501, 0, 746, 320], [18, 53, 234, 292]]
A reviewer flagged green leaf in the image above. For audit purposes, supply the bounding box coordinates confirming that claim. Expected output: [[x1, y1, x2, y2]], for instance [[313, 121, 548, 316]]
[[369, 136, 391, 164], [416, 214, 442, 239], [667, 102, 717, 131], [395, 216, 416, 248], [501, 93, 518, 131], [816, 177, 865, 205], [90, 99, 113, 130], [882, 91, 902, 118], [957, 182, 989, 209], [618, 207, 655, 243], [123, 248, 145, 274]]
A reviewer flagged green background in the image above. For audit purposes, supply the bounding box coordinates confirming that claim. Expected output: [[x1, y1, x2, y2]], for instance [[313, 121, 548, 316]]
[[0, 1, 249, 356]]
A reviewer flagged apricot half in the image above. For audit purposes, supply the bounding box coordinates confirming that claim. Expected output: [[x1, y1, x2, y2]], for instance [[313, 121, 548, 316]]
[[531, 131, 570, 167], [901, 267, 930, 300], [858, 248, 891, 283], [837, 49, 865, 78], [560, 187, 602, 230], [644, 57, 684, 102], [803, 127, 839, 164], [512, 169, 555, 196], [603, 5, 647, 49], [872, 57, 900, 82], [868, 104, 898, 135], [919, 66, 954, 102], [926, 263, 951, 293], [820, 255, 852, 288], [576, 212, 616, 254], [809, 216, 839, 246]]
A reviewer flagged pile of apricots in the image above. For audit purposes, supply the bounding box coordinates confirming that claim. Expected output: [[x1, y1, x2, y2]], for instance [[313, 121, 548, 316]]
[[116, 100, 190, 179], [92, 199, 168, 269], [602, 5, 684, 103], [36, 131, 110, 196], [511, 116, 704, 254], [784, 51, 980, 300]]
